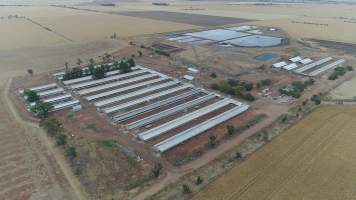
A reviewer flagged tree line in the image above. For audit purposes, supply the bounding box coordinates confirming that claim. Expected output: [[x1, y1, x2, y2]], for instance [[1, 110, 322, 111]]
[[62, 58, 135, 81], [211, 79, 256, 101]]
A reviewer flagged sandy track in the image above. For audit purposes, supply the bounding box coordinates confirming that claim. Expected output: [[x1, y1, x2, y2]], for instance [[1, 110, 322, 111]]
[[192, 106, 356, 200], [0, 78, 85, 200]]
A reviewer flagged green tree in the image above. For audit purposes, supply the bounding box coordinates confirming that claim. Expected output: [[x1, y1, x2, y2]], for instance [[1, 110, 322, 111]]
[[30, 102, 53, 118], [127, 58, 135, 67], [92, 67, 106, 79], [24, 89, 39, 103], [119, 61, 132, 73], [39, 117, 63, 136], [27, 69, 33, 75]]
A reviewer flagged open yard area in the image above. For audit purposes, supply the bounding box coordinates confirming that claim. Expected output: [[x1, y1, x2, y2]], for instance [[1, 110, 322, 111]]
[[192, 105, 356, 200]]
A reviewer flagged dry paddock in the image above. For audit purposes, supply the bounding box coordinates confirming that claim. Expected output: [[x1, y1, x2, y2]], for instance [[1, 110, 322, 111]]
[[193, 105, 356, 200]]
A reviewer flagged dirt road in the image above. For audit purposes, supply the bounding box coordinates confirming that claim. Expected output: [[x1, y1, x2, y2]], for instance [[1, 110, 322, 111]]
[[192, 106, 356, 200]]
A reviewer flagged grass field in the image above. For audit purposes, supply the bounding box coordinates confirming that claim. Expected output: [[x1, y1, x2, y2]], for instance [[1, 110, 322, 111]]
[[329, 77, 356, 100], [192, 106, 356, 200]]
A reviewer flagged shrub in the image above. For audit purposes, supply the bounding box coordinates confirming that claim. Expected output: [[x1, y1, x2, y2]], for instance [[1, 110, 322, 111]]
[[27, 69, 33, 75], [40, 117, 63, 137], [347, 65, 353, 71], [260, 79, 272, 86], [227, 125, 236, 136], [195, 176, 203, 185], [92, 67, 106, 79], [98, 140, 117, 148], [67, 147, 77, 160], [243, 93, 256, 101], [56, 133, 67, 146], [311, 94, 321, 105], [235, 152, 242, 160], [210, 72, 217, 78], [328, 73, 338, 80], [208, 135, 217, 148], [182, 184, 192, 194], [152, 163, 163, 178]]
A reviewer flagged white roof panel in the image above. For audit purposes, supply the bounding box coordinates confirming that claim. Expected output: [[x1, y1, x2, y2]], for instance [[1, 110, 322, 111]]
[[289, 56, 303, 62], [299, 58, 313, 65], [283, 63, 299, 71], [272, 61, 287, 68]]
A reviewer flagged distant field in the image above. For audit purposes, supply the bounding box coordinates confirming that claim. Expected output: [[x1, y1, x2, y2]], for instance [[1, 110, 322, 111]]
[[33, 13, 199, 41], [0, 6, 199, 50], [79, 3, 356, 43], [118, 11, 254, 26], [193, 106, 356, 200], [0, 18, 67, 50]]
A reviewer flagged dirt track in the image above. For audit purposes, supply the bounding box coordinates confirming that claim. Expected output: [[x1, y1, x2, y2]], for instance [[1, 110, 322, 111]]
[[192, 106, 356, 200], [0, 38, 122, 199]]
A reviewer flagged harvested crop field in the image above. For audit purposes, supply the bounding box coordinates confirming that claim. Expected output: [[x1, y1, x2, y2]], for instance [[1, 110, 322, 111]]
[[0, 18, 67, 50], [118, 11, 254, 26], [193, 106, 356, 200], [0, 6, 199, 49], [34, 13, 199, 41]]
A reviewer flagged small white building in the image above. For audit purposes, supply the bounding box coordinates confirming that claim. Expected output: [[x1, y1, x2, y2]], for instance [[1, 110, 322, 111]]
[[188, 68, 199, 73], [283, 63, 298, 71], [289, 56, 303, 63], [299, 58, 313, 65], [272, 61, 287, 68], [184, 75, 194, 81]]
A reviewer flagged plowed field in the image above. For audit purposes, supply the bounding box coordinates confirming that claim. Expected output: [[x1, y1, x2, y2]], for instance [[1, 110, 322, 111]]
[[193, 106, 356, 200]]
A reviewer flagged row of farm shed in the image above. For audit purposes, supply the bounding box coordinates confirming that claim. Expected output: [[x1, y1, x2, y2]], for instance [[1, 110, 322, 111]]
[[273, 56, 345, 77], [24, 63, 249, 153]]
